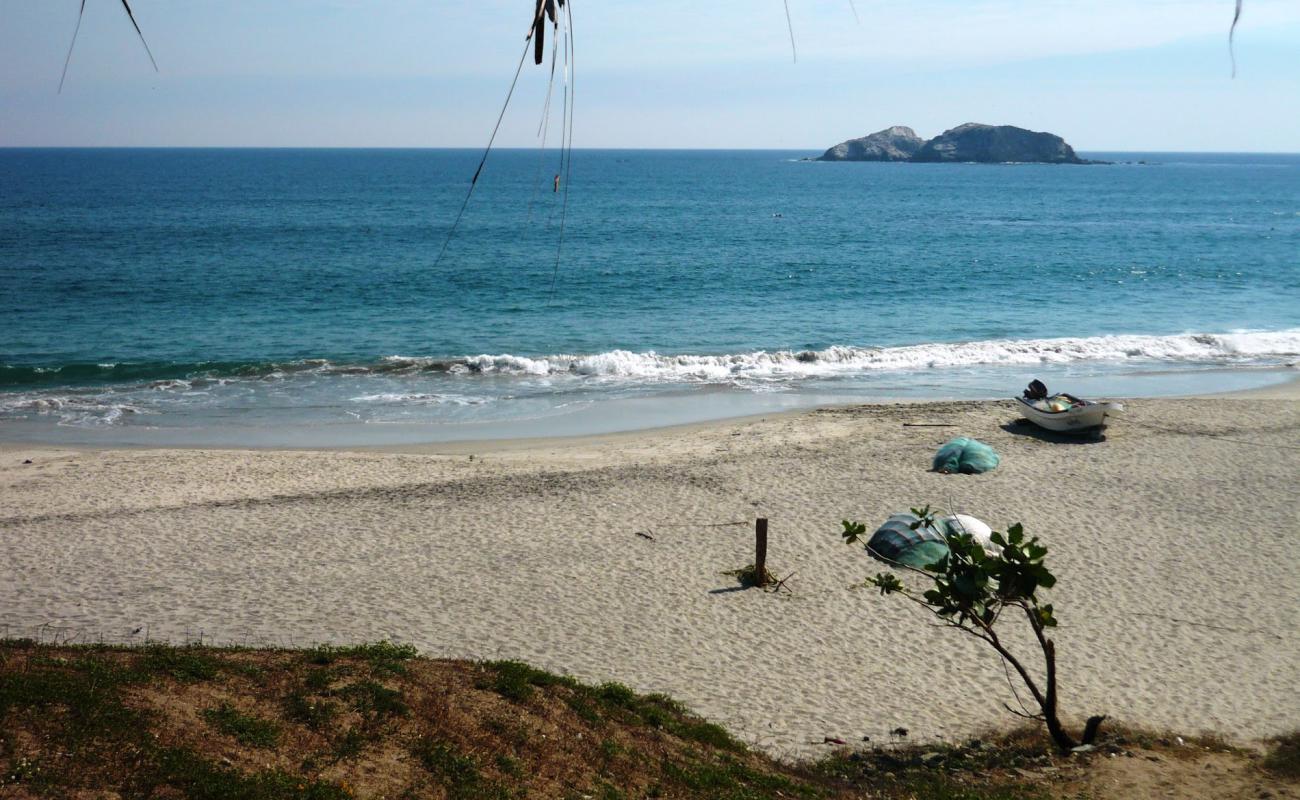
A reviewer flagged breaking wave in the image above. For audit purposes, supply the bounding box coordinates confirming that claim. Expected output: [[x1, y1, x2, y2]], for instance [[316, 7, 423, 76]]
[[0, 395, 153, 427], [3, 329, 1297, 391], [438, 330, 1300, 380]]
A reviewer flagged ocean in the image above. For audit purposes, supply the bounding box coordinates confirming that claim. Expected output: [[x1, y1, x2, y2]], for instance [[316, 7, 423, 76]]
[[2, 148, 1297, 445]]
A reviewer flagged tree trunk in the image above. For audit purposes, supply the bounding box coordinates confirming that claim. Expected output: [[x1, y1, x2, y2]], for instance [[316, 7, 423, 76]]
[[1081, 715, 1107, 745], [1040, 637, 1108, 751], [1040, 638, 1080, 751]]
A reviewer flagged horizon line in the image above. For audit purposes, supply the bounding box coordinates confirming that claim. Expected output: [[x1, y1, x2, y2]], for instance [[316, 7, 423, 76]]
[[2, 145, 1298, 155]]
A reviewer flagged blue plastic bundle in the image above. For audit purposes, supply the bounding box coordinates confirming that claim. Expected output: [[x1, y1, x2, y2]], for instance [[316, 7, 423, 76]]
[[932, 437, 1000, 474], [867, 513, 949, 569]]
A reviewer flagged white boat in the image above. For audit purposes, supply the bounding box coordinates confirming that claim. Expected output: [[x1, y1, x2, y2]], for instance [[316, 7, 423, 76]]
[[1015, 393, 1123, 433]]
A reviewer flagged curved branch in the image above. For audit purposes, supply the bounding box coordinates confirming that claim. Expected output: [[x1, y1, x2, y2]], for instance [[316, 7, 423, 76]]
[[887, 588, 999, 647], [970, 612, 1048, 712], [1002, 702, 1043, 721]]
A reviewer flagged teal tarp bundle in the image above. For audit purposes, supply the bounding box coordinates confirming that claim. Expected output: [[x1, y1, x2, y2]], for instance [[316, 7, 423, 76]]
[[867, 513, 949, 569], [932, 437, 1000, 474]]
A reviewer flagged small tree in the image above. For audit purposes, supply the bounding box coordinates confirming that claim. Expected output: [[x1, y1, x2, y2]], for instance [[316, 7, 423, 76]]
[[841, 507, 1104, 752]]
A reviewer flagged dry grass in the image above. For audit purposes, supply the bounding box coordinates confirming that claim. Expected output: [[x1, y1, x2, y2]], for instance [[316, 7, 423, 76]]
[[1, 640, 1295, 799], [0, 639, 823, 799], [1263, 731, 1300, 780]]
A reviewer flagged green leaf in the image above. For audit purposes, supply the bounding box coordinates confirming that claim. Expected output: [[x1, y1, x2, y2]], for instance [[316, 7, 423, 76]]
[[870, 572, 903, 595], [924, 555, 949, 572], [1036, 604, 1059, 627], [953, 574, 980, 598]]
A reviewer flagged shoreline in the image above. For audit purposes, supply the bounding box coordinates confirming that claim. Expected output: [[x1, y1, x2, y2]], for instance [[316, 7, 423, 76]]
[[3, 391, 1298, 755], [3, 340, 1296, 450], [2, 372, 1295, 457]]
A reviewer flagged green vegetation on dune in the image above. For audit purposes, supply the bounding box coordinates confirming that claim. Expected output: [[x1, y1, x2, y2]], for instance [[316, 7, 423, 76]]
[[202, 701, 282, 748], [0, 640, 814, 799], [1, 639, 1294, 799], [1264, 731, 1300, 780]]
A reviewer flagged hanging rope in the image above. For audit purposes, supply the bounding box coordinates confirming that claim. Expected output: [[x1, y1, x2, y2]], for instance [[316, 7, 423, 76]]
[[527, 23, 562, 222], [547, 0, 576, 303], [783, 0, 797, 63], [434, 1, 570, 274], [1229, 0, 1243, 77], [59, 0, 158, 94], [430, 39, 532, 271]]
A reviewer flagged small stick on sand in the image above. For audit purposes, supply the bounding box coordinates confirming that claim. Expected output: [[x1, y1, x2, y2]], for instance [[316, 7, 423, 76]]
[[768, 571, 796, 594]]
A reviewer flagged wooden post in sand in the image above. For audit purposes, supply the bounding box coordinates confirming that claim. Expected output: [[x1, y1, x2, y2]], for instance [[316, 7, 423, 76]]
[[754, 518, 769, 587]]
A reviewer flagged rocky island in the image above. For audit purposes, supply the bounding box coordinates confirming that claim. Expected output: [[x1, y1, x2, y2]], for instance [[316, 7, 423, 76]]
[[816, 125, 926, 162], [815, 123, 1096, 164]]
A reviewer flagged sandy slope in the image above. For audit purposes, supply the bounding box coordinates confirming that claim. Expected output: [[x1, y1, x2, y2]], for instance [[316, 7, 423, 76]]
[[2, 391, 1298, 756]]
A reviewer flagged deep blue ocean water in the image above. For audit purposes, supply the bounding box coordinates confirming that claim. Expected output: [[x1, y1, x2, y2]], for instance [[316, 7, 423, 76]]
[[2, 148, 1297, 444]]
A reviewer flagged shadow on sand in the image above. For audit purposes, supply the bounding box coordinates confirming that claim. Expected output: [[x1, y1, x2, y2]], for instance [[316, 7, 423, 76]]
[[1001, 418, 1107, 444]]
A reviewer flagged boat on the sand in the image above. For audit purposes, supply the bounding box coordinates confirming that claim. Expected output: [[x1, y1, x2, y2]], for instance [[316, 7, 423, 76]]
[[1016, 380, 1123, 433]]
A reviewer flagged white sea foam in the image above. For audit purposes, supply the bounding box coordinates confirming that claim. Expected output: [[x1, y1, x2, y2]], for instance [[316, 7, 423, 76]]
[[3, 330, 1296, 429], [0, 394, 153, 426], [443, 330, 1300, 382], [348, 392, 488, 406], [463, 354, 555, 375], [149, 379, 193, 391]]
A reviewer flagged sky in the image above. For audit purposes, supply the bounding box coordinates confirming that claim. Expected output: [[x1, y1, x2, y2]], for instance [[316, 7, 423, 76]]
[[1, 0, 1298, 151]]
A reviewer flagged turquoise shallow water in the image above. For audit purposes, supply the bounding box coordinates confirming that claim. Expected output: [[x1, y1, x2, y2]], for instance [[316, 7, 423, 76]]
[[1, 148, 1297, 444]]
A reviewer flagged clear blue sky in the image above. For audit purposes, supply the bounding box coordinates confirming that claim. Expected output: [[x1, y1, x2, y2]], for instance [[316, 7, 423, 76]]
[[2, 0, 1298, 151]]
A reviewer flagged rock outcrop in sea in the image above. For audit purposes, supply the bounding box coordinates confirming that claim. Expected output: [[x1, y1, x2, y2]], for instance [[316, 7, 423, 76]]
[[815, 123, 1092, 164], [815, 125, 925, 162]]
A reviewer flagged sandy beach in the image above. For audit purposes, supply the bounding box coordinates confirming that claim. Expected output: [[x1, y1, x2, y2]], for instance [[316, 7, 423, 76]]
[[2, 387, 1298, 757]]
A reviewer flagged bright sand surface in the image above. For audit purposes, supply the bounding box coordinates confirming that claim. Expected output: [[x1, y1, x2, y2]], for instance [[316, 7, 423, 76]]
[[3, 386, 1298, 756]]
